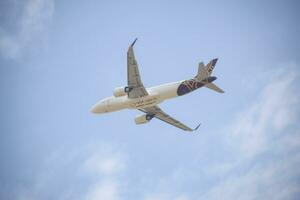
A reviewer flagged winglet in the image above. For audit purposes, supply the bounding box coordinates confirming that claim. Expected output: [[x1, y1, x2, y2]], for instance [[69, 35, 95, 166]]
[[193, 123, 201, 131], [131, 38, 138, 47]]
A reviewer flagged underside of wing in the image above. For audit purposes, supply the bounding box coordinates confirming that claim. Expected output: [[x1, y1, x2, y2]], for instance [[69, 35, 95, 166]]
[[127, 39, 148, 98], [139, 106, 200, 132]]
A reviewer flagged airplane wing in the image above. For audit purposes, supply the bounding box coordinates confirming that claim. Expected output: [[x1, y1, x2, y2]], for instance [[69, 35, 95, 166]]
[[127, 38, 148, 98], [139, 106, 200, 132]]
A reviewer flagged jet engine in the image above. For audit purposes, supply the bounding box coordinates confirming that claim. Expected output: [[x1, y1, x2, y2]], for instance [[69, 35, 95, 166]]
[[135, 114, 154, 125], [113, 87, 127, 97], [113, 86, 134, 97]]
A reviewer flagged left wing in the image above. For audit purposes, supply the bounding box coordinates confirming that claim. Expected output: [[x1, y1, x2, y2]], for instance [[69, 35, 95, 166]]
[[139, 106, 200, 132], [127, 38, 148, 98]]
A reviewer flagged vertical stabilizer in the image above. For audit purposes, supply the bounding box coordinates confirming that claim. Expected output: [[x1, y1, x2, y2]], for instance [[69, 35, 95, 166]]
[[195, 58, 224, 93], [206, 58, 218, 75]]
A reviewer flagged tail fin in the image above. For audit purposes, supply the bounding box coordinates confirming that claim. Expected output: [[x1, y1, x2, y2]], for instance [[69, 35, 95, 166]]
[[195, 58, 224, 93], [206, 58, 218, 76], [195, 58, 218, 81]]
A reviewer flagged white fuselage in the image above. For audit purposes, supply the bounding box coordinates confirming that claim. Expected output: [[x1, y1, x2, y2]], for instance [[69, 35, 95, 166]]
[[91, 81, 182, 114]]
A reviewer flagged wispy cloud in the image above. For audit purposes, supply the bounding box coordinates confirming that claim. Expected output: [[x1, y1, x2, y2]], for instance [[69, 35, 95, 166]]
[[83, 144, 126, 200], [144, 193, 189, 200], [84, 150, 125, 177], [0, 0, 54, 59], [230, 66, 299, 158], [202, 152, 300, 200], [85, 180, 120, 200], [11, 142, 126, 200], [201, 66, 300, 199]]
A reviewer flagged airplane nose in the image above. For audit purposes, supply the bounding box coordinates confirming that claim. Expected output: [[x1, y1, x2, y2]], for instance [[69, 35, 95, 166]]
[[90, 105, 99, 113], [90, 101, 107, 113]]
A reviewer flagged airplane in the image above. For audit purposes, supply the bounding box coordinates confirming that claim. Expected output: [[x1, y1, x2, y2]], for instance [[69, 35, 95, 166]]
[[91, 39, 224, 131]]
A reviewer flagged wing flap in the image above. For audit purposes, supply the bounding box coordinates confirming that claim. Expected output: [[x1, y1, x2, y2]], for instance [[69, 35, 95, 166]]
[[140, 106, 199, 132]]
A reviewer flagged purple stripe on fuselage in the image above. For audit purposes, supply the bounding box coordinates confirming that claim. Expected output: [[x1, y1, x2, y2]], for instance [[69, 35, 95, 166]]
[[177, 79, 204, 96]]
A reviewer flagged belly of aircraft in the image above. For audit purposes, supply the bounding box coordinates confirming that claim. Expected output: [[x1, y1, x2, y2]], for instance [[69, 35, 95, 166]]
[[129, 95, 162, 109]]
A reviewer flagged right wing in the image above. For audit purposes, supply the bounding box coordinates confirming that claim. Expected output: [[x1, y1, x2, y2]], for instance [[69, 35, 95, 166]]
[[139, 106, 200, 132], [127, 38, 148, 98]]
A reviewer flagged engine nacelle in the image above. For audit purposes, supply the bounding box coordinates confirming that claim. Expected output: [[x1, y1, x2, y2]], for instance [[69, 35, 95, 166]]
[[134, 114, 154, 125], [113, 87, 127, 97]]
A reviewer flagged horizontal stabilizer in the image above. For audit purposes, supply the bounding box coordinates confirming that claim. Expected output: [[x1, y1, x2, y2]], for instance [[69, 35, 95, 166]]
[[205, 82, 224, 93]]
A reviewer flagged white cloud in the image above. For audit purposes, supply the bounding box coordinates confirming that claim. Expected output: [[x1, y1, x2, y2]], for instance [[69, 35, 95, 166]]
[[144, 193, 189, 200], [230, 68, 300, 158], [201, 151, 300, 200], [201, 66, 300, 200], [84, 151, 125, 176], [0, 0, 54, 59], [85, 180, 120, 200], [12, 142, 126, 200], [82, 144, 126, 200]]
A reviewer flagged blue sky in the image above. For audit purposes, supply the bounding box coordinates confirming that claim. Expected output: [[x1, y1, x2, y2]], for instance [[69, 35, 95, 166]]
[[1, 0, 300, 199]]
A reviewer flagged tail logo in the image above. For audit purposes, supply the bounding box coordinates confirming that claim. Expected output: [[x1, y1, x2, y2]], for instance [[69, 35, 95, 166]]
[[206, 58, 218, 75]]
